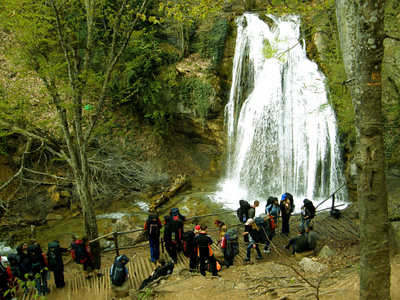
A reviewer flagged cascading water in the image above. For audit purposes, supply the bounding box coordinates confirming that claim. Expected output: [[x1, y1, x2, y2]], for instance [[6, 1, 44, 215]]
[[213, 13, 346, 211]]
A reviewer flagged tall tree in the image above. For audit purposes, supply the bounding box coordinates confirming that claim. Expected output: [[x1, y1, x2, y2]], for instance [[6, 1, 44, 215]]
[[0, 0, 150, 267], [335, 0, 391, 298]]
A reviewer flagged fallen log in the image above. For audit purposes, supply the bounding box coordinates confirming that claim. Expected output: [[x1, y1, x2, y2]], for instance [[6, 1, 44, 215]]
[[149, 175, 188, 211]]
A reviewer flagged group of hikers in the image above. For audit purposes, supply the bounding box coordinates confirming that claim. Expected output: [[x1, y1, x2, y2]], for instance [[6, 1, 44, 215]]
[[141, 194, 319, 283], [0, 193, 320, 298], [0, 236, 106, 299]]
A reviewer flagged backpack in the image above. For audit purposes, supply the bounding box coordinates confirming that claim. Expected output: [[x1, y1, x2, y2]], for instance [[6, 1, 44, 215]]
[[303, 199, 316, 219], [169, 208, 184, 224], [254, 217, 268, 242], [269, 215, 276, 232], [27, 244, 44, 275], [70, 240, 87, 264], [206, 259, 221, 272], [225, 228, 239, 258], [266, 196, 278, 214], [181, 230, 196, 257], [147, 215, 160, 239], [168, 220, 183, 244], [111, 261, 126, 286], [7, 253, 22, 278], [285, 192, 295, 213], [237, 200, 251, 223], [0, 262, 8, 284], [48, 242, 63, 271]]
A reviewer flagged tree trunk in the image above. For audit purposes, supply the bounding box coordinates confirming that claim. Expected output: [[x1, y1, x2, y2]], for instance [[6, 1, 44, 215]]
[[336, 0, 391, 299]]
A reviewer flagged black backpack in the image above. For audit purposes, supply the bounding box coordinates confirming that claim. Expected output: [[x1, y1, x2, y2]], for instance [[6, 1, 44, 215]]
[[48, 242, 63, 271], [237, 200, 251, 223], [0, 262, 8, 284], [254, 217, 268, 242], [285, 192, 295, 213], [225, 228, 239, 258], [111, 261, 126, 286], [266, 196, 278, 213], [27, 244, 44, 275], [147, 215, 160, 239], [70, 240, 87, 264], [7, 253, 22, 278], [303, 199, 316, 219], [169, 208, 184, 224], [181, 231, 196, 257]]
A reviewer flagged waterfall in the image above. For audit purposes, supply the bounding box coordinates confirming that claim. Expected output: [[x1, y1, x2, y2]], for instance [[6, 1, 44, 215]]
[[213, 13, 346, 211]]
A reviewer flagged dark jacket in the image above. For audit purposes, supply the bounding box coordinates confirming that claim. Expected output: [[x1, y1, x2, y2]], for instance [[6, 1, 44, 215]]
[[247, 226, 263, 243], [195, 232, 214, 257], [290, 234, 308, 253]]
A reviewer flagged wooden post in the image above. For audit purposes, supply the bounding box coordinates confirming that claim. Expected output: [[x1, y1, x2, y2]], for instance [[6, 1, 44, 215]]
[[331, 193, 336, 210], [113, 232, 120, 257]]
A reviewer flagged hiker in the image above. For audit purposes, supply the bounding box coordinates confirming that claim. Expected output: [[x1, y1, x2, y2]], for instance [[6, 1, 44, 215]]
[[139, 258, 174, 290], [163, 215, 178, 263], [300, 199, 316, 229], [144, 213, 162, 262], [195, 224, 220, 277], [280, 194, 292, 235], [284, 227, 308, 254], [110, 254, 130, 286], [0, 255, 14, 300], [243, 218, 263, 262], [239, 200, 260, 243], [70, 236, 104, 280], [27, 242, 49, 296], [237, 200, 260, 224], [169, 208, 186, 254], [266, 197, 281, 224], [194, 225, 201, 235], [306, 224, 318, 253], [220, 225, 238, 269], [263, 215, 276, 253], [47, 240, 68, 289], [213, 218, 226, 241], [181, 229, 197, 271], [15, 243, 31, 293]]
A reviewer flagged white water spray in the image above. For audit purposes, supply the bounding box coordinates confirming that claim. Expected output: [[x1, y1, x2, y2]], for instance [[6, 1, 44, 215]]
[[213, 14, 346, 211]]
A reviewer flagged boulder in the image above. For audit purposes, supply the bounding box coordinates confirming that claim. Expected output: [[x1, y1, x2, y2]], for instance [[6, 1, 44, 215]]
[[299, 257, 327, 273], [45, 213, 63, 221], [112, 281, 130, 298], [114, 220, 146, 247], [295, 249, 315, 259], [318, 245, 335, 259]]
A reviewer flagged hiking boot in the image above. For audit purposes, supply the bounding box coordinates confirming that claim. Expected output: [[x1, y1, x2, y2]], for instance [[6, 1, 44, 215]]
[[263, 249, 270, 253], [97, 273, 104, 277], [85, 275, 93, 280], [243, 257, 250, 262], [211, 274, 221, 278], [256, 256, 263, 259]]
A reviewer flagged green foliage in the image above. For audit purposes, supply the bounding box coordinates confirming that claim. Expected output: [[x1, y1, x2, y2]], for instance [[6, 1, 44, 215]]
[[180, 77, 215, 119], [138, 288, 153, 300], [195, 17, 228, 67], [109, 33, 180, 132]]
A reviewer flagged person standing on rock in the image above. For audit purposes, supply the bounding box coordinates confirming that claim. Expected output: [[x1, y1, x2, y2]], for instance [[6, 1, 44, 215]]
[[144, 213, 162, 262], [195, 224, 219, 277]]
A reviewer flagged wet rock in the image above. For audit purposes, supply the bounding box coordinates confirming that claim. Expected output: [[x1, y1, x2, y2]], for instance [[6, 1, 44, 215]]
[[45, 213, 63, 221], [299, 257, 327, 273], [318, 245, 335, 259], [114, 220, 146, 246]]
